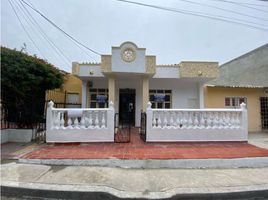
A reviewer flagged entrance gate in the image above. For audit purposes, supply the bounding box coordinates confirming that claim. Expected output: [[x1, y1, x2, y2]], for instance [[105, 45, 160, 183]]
[[260, 97, 268, 131], [114, 113, 131, 142]]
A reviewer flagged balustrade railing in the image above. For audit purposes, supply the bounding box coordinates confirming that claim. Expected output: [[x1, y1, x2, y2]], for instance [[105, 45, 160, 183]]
[[146, 102, 248, 142], [46, 101, 114, 143]]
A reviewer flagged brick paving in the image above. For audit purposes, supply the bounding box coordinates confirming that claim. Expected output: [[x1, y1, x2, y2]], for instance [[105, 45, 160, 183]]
[[21, 128, 268, 160]]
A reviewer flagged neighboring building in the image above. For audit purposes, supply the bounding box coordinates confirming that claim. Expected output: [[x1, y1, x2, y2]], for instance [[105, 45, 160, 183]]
[[205, 44, 268, 132], [72, 41, 219, 127], [46, 72, 82, 108]]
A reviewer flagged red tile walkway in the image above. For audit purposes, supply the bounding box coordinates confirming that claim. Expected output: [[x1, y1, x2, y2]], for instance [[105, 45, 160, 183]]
[[23, 128, 268, 160]]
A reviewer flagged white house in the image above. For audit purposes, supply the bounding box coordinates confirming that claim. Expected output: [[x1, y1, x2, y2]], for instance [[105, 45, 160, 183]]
[[72, 41, 219, 127], [46, 42, 248, 143]]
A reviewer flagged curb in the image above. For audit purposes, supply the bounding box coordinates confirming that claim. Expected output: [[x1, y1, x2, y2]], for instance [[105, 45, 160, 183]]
[[19, 157, 268, 169], [2, 181, 268, 200]]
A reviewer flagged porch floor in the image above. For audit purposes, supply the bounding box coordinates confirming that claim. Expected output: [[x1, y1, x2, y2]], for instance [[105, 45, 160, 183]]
[[21, 128, 268, 160]]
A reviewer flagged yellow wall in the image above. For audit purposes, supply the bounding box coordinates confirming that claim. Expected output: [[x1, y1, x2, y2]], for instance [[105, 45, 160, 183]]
[[204, 86, 264, 132], [46, 74, 82, 103]]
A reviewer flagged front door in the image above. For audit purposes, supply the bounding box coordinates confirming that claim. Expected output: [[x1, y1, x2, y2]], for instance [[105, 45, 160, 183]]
[[119, 89, 135, 126]]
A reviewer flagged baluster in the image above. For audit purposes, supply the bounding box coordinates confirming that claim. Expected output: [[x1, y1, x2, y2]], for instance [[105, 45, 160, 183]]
[[170, 112, 174, 128], [193, 112, 199, 129], [67, 117, 73, 129], [74, 117, 79, 129], [221, 112, 226, 128], [218, 112, 223, 129], [60, 112, 65, 129], [152, 113, 156, 128], [212, 112, 218, 129], [176, 112, 181, 128], [200, 112, 205, 129], [224, 112, 229, 129], [158, 112, 162, 128], [235, 112, 241, 129], [181, 112, 187, 129], [163, 112, 168, 128], [188, 112, 193, 129], [206, 112, 211, 129], [101, 111, 106, 128], [95, 111, 100, 128], [88, 112, 93, 128], [80, 112, 86, 129], [54, 112, 60, 129], [230, 112, 235, 129]]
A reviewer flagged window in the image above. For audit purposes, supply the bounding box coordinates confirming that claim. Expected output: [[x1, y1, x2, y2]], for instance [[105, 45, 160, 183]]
[[89, 88, 109, 108], [149, 89, 172, 109], [225, 97, 247, 108]]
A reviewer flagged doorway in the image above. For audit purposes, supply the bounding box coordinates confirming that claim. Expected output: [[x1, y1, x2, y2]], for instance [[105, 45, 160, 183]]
[[119, 89, 135, 126]]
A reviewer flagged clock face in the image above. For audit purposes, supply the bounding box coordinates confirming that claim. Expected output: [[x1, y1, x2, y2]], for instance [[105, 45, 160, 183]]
[[121, 48, 136, 62]]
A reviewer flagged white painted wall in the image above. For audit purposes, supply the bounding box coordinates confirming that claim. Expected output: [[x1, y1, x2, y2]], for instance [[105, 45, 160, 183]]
[[1, 130, 9, 144], [153, 67, 179, 78], [149, 79, 200, 108], [1, 129, 33, 143], [111, 48, 146, 73], [79, 65, 104, 77]]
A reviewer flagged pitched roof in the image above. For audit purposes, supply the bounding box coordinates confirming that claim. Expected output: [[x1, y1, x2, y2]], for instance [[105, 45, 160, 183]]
[[208, 43, 268, 88]]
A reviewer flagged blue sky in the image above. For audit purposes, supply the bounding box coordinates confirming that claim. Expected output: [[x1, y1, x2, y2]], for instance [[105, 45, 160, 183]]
[[1, 0, 268, 72]]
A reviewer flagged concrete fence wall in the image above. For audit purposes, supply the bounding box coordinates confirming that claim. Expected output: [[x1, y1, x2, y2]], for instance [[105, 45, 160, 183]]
[[146, 102, 248, 142]]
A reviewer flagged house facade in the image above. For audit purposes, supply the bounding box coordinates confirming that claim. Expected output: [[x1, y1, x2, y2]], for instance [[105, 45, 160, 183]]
[[46, 73, 82, 108], [72, 41, 219, 127], [205, 44, 268, 132]]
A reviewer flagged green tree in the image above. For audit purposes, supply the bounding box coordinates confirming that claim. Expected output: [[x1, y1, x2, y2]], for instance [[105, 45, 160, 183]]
[[1, 46, 64, 127]]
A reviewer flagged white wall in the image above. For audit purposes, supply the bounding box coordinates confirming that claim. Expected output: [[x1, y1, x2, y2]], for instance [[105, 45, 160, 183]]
[[153, 67, 179, 78], [111, 48, 146, 73], [79, 65, 104, 77], [149, 79, 199, 108], [87, 77, 201, 126], [1, 129, 33, 143]]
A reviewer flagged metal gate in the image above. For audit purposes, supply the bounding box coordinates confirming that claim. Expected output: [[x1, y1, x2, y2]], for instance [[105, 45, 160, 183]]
[[114, 113, 131, 143], [260, 97, 268, 131], [140, 112, 146, 142]]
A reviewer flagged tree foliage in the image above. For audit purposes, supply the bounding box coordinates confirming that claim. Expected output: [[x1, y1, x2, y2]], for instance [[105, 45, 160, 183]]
[[1, 46, 64, 127]]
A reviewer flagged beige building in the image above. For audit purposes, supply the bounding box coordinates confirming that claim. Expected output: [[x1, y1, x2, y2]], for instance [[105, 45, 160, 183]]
[[205, 44, 268, 132]]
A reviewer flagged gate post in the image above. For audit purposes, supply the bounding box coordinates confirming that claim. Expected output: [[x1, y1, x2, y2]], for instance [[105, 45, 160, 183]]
[[46, 101, 54, 131], [240, 102, 248, 140], [108, 101, 115, 133], [146, 102, 152, 141]]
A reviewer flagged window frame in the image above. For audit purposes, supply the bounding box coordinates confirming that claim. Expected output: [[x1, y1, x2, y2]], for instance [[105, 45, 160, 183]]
[[224, 96, 247, 108], [88, 88, 109, 108], [149, 89, 172, 109]]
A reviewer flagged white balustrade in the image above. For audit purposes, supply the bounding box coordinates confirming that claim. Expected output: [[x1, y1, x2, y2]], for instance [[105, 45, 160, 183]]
[[146, 102, 248, 142], [46, 101, 115, 143]]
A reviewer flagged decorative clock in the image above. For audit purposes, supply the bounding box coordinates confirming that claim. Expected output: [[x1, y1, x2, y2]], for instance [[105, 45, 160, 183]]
[[121, 48, 136, 62]]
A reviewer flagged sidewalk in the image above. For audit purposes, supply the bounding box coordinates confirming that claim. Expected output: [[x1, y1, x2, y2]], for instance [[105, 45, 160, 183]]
[[1, 161, 268, 199]]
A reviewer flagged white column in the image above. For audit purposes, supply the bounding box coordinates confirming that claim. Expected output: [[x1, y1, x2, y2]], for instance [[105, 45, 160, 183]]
[[142, 76, 149, 111], [198, 83, 204, 108], [82, 80, 87, 108]]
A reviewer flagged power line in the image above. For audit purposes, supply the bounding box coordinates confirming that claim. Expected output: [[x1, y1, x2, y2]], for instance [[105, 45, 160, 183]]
[[8, 0, 45, 57], [22, 0, 98, 62], [17, 0, 71, 66], [208, 0, 268, 13], [178, 0, 268, 22], [20, 0, 101, 56], [115, 0, 268, 31], [238, 1, 268, 7]]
